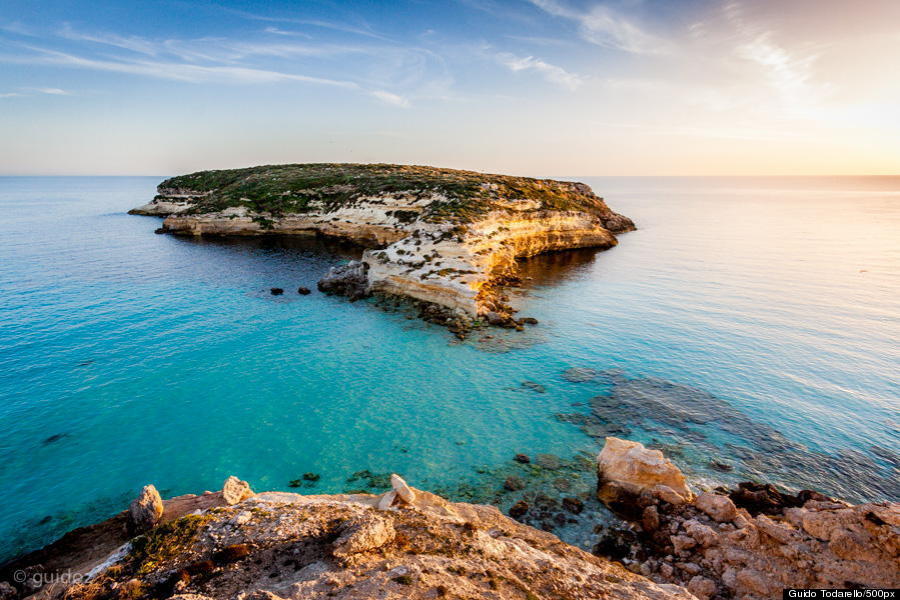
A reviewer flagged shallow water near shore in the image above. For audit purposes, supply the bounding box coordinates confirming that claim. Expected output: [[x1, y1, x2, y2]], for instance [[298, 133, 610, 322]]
[[0, 175, 898, 562]]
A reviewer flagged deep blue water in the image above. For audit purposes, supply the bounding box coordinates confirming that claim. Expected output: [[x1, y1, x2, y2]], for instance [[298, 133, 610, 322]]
[[1, 176, 898, 561]]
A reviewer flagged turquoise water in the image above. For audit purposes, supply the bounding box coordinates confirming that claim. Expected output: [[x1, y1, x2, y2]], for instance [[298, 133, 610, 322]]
[[1, 176, 898, 561]]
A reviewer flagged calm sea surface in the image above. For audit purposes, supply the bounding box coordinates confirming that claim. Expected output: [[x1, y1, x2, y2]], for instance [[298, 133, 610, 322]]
[[0, 176, 897, 561]]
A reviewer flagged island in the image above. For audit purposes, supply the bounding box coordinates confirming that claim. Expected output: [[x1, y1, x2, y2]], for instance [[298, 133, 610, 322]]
[[130, 164, 634, 329]]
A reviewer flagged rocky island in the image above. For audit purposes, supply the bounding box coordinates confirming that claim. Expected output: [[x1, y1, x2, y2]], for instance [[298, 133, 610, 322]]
[[130, 164, 634, 327]]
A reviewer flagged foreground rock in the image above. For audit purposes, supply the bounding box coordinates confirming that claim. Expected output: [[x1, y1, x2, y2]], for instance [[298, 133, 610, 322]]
[[593, 438, 900, 599], [133, 164, 633, 321], [221, 476, 254, 505], [0, 477, 690, 600], [129, 484, 164, 533], [598, 437, 693, 509]]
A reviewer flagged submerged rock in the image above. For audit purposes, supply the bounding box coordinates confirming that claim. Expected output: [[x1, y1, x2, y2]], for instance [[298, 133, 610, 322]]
[[563, 367, 599, 382], [270, 287, 284, 295], [558, 372, 900, 502], [297, 286, 311, 295]]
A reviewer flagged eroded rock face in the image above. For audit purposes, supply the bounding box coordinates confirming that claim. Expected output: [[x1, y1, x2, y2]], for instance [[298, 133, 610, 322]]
[[316, 260, 369, 301], [45, 485, 691, 600], [135, 164, 633, 318], [222, 476, 254, 505], [128, 484, 163, 532], [597, 437, 693, 507], [593, 440, 900, 599]]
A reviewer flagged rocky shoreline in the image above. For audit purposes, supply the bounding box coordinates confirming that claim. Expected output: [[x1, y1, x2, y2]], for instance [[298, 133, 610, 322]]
[[2, 439, 896, 600], [130, 164, 633, 332]]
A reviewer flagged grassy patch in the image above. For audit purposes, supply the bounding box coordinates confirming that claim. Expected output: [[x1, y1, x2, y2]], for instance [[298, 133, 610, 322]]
[[159, 163, 610, 223], [127, 514, 212, 575]]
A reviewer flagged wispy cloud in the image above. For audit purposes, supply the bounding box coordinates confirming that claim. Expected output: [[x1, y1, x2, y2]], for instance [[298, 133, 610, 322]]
[[10, 45, 359, 87], [1, 23, 420, 107], [262, 26, 312, 38], [226, 8, 392, 42], [0, 92, 23, 98], [497, 52, 584, 90], [723, 2, 832, 114], [528, 0, 668, 55], [27, 86, 72, 95], [369, 90, 410, 107]]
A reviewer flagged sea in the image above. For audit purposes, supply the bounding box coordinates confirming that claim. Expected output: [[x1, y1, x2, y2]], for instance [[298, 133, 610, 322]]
[[0, 175, 897, 562]]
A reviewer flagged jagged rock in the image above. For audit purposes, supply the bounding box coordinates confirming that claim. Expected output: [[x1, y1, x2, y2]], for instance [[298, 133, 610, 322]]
[[222, 476, 254, 505], [591, 442, 900, 598], [597, 438, 692, 505], [562, 497, 584, 514], [390, 474, 415, 504], [57, 485, 690, 600], [642, 505, 661, 531], [509, 500, 529, 519], [317, 260, 370, 300], [695, 492, 738, 523], [0, 581, 16, 600], [377, 490, 397, 510], [129, 484, 164, 532], [332, 514, 395, 558], [686, 576, 717, 600]]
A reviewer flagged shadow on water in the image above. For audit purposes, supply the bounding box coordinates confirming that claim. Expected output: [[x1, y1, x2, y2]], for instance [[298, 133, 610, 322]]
[[166, 232, 365, 261], [515, 247, 603, 288]]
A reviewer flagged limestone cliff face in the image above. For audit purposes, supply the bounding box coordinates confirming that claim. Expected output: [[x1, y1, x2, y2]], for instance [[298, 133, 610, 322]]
[[363, 208, 619, 315], [132, 164, 634, 318]]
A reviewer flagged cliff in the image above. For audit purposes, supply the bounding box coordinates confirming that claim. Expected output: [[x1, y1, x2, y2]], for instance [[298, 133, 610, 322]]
[[2, 443, 896, 600], [0, 476, 689, 600], [130, 164, 633, 322]]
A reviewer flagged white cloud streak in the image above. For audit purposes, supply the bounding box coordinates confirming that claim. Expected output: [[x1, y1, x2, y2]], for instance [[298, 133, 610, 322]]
[[528, 0, 668, 55], [497, 52, 584, 90]]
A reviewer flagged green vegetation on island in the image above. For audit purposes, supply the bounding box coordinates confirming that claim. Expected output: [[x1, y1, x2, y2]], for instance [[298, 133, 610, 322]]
[[159, 163, 610, 223]]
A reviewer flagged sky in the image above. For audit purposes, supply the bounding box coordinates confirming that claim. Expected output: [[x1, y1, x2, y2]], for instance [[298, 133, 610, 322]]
[[1, 0, 899, 176]]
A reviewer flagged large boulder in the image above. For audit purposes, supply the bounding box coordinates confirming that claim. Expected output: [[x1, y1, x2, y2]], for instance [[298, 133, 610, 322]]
[[695, 492, 738, 523], [222, 476, 255, 505], [129, 484, 164, 532], [317, 260, 370, 300], [597, 438, 692, 505]]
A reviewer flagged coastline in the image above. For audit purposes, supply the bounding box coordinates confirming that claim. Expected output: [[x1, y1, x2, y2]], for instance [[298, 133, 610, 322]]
[[2, 175, 897, 596], [2, 439, 896, 600]]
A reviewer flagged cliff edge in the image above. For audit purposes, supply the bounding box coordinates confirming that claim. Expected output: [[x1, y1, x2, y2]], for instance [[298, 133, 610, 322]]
[[130, 164, 633, 322], [0, 476, 688, 600]]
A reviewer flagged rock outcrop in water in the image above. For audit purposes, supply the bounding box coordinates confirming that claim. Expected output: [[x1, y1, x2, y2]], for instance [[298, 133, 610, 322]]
[[0, 475, 690, 600], [591, 438, 900, 600], [130, 164, 633, 321]]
